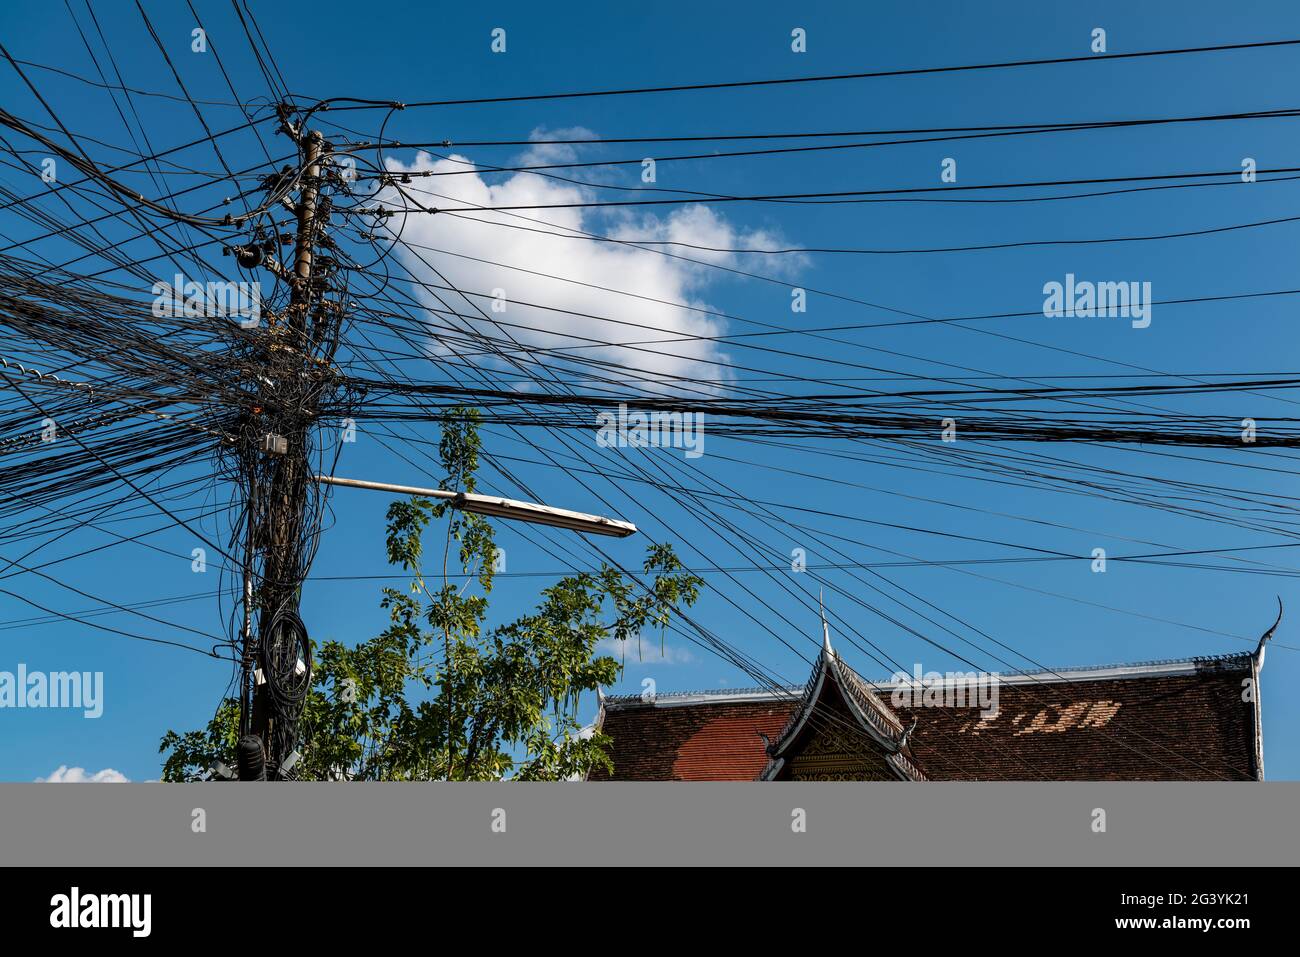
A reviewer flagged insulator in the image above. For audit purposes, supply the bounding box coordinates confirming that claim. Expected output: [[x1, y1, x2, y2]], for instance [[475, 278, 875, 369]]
[[234, 244, 265, 269]]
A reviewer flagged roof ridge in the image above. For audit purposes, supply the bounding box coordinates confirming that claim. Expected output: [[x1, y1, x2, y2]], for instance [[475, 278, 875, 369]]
[[602, 684, 802, 703], [882, 650, 1253, 684], [601, 651, 1252, 705]]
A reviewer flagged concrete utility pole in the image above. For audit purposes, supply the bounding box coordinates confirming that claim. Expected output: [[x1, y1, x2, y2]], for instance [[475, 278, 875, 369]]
[[236, 118, 337, 780], [252, 130, 319, 754], [291, 131, 323, 322]]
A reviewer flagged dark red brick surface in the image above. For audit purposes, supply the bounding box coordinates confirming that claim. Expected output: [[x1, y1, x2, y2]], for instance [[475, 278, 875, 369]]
[[593, 656, 1259, 781], [591, 700, 792, 781]]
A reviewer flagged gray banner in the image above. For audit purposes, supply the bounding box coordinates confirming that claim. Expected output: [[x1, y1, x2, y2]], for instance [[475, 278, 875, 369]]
[[1, 782, 1296, 866]]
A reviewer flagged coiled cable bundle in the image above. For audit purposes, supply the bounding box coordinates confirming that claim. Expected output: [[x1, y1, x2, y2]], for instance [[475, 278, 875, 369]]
[[259, 606, 312, 777]]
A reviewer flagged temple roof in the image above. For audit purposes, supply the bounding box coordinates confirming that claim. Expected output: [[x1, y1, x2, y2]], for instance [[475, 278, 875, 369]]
[[590, 651, 1265, 781]]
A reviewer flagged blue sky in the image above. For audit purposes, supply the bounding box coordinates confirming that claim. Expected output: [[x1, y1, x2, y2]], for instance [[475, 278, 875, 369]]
[[1, 0, 1298, 781]]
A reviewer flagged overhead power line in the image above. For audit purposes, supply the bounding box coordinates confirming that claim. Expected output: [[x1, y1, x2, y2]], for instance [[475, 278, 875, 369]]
[[360, 38, 1300, 108]]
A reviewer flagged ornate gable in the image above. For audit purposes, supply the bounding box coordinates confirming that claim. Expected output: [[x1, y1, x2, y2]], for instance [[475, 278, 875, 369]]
[[759, 609, 924, 781]]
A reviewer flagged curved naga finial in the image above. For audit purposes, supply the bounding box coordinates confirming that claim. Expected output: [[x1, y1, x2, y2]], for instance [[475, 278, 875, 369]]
[[1255, 597, 1283, 671], [890, 716, 919, 754]]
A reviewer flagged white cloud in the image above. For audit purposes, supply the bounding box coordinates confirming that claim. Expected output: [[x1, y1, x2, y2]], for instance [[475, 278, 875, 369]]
[[514, 126, 605, 170], [597, 636, 696, 665], [36, 765, 129, 783], [375, 132, 803, 391]]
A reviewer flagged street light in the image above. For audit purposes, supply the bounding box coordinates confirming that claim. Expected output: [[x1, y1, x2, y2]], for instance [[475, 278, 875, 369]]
[[312, 474, 638, 538]]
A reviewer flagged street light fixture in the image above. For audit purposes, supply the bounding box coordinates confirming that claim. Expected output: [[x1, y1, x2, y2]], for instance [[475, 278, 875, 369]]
[[313, 474, 638, 538]]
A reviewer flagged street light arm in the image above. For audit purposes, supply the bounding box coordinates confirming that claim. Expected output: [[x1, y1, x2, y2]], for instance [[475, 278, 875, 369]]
[[312, 474, 638, 538]]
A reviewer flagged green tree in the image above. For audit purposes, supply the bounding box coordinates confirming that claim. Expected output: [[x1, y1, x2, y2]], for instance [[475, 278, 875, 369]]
[[160, 408, 702, 781]]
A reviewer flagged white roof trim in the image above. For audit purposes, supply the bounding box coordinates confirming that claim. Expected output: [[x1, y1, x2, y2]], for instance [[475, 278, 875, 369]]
[[603, 657, 1238, 710], [873, 659, 1207, 688], [606, 688, 800, 709], [1251, 655, 1266, 781]]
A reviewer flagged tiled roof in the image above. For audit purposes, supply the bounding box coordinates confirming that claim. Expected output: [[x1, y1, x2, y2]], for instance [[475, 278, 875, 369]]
[[592, 653, 1262, 781]]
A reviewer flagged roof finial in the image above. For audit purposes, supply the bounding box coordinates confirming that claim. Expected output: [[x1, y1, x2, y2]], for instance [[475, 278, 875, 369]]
[[893, 716, 919, 753], [1255, 597, 1283, 671], [820, 589, 833, 657]]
